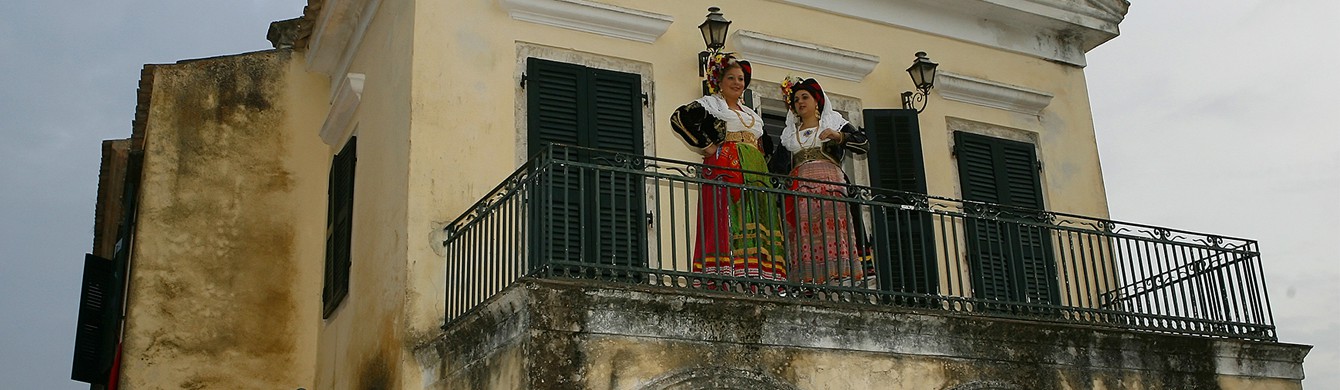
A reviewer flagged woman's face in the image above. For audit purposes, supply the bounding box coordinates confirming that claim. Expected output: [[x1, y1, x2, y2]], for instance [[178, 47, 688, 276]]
[[792, 90, 818, 119], [720, 66, 747, 101]]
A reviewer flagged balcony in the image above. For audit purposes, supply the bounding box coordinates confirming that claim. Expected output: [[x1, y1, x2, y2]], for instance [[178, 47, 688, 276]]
[[442, 144, 1276, 342]]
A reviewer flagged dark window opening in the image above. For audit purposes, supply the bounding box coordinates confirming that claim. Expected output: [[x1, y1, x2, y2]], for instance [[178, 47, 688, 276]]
[[323, 136, 356, 318]]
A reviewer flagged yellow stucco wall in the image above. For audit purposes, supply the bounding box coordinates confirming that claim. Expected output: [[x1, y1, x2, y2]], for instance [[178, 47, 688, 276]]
[[311, 0, 417, 389], [324, 0, 1119, 386], [402, 0, 1112, 342], [119, 50, 329, 389]]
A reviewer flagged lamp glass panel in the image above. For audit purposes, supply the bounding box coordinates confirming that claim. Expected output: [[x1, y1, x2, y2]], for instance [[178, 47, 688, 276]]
[[908, 63, 937, 89], [699, 22, 713, 48], [710, 24, 729, 48]]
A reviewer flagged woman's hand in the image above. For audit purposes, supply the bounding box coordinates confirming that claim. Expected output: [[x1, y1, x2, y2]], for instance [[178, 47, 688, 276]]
[[702, 143, 720, 156], [819, 128, 844, 143]]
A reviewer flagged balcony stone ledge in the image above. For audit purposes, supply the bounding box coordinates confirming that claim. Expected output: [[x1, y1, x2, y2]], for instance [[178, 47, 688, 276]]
[[419, 278, 1309, 389]]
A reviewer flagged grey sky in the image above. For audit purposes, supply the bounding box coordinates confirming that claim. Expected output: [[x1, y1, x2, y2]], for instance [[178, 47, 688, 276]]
[[1, 1, 1332, 388], [1088, 0, 1339, 386]]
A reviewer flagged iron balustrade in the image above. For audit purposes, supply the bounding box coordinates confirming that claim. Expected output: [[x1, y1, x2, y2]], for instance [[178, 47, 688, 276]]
[[443, 144, 1276, 341]]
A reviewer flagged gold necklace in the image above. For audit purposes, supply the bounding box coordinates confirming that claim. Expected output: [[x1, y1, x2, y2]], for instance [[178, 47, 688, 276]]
[[795, 118, 819, 146], [731, 107, 757, 129]]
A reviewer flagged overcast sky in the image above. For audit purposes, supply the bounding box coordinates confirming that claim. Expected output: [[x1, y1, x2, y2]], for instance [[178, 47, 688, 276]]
[[1, 1, 1334, 388]]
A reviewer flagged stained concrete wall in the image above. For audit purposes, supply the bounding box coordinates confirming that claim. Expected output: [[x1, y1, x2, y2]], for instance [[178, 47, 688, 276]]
[[117, 49, 330, 389], [422, 279, 1308, 390]]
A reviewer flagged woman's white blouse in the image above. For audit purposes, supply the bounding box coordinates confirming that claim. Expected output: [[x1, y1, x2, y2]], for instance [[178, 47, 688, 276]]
[[697, 94, 763, 139], [722, 106, 763, 138], [781, 125, 826, 152]]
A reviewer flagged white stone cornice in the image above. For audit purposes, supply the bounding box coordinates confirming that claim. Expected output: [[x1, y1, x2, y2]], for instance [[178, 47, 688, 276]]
[[769, 0, 1130, 67], [936, 71, 1053, 115], [731, 30, 880, 82], [306, 0, 377, 76], [1019, 0, 1129, 26], [320, 73, 365, 151], [498, 0, 673, 44]]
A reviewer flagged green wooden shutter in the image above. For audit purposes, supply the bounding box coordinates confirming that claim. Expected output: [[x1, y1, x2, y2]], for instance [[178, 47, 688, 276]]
[[71, 254, 118, 383], [324, 136, 355, 318], [863, 109, 938, 296], [955, 132, 1012, 302], [954, 131, 1058, 307], [997, 139, 1057, 306], [527, 58, 585, 269], [528, 58, 585, 150], [586, 68, 646, 272], [865, 109, 928, 195], [527, 58, 647, 274]]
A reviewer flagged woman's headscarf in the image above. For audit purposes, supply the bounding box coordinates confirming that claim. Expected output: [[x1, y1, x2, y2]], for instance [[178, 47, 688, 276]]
[[781, 76, 848, 140]]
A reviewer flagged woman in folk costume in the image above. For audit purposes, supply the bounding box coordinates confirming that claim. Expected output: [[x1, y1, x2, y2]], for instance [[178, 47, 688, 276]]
[[670, 53, 787, 285], [778, 76, 869, 285]]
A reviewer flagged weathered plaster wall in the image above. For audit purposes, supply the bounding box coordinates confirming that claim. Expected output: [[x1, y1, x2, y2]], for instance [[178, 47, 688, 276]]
[[422, 279, 1308, 390], [119, 49, 330, 389], [310, 0, 417, 388]]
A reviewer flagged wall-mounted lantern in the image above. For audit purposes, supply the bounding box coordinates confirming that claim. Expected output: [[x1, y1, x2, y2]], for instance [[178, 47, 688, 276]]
[[901, 51, 939, 113], [697, 7, 731, 78]]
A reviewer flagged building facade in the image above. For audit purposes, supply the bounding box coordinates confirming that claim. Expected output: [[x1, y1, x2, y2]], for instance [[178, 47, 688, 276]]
[[73, 0, 1309, 389]]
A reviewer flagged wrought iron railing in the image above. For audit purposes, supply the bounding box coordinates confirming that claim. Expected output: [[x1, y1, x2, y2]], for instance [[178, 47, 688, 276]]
[[443, 144, 1276, 341]]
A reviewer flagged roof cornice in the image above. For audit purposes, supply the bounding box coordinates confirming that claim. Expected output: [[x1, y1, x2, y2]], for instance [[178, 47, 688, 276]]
[[297, 0, 379, 96], [770, 0, 1129, 67]]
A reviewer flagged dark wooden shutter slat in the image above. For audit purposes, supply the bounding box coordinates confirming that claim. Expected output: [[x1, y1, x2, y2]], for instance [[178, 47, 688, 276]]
[[529, 59, 585, 148], [587, 67, 645, 270], [527, 58, 586, 268], [588, 69, 641, 152], [956, 135, 999, 203], [865, 109, 927, 194], [1001, 141, 1044, 209]]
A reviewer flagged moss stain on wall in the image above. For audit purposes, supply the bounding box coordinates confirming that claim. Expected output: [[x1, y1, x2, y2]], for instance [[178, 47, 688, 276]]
[[126, 50, 305, 389]]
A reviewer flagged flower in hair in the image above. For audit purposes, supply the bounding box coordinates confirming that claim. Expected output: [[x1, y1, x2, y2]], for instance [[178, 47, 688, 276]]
[[706, 53, 750, 95], [780, 76, 803, 110]]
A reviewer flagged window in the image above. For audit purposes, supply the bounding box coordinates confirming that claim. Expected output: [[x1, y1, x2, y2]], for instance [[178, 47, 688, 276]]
[[323, 136, 355, 318], [954, 131, 1058, 306], [525, 58, 646, 271]]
